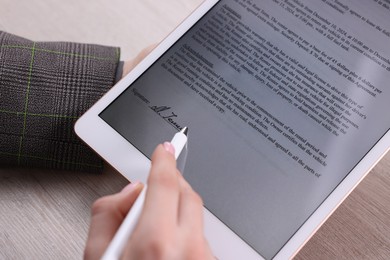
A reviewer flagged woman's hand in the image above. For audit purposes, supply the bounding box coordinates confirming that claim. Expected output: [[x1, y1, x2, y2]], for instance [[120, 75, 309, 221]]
[[84, 143, 214, 259], [84, 181, 143, 259], [123, 143, 214, 259]]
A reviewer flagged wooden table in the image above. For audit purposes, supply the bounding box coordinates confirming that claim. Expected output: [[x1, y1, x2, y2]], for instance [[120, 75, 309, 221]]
[[1, 1, 389, 259]]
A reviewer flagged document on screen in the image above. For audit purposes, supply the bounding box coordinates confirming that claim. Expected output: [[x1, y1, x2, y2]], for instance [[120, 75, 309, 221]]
[[100, 0, 390, 258]]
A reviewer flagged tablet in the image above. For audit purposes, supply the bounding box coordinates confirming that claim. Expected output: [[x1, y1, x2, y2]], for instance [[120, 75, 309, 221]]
[[75, 0, 390, 259]]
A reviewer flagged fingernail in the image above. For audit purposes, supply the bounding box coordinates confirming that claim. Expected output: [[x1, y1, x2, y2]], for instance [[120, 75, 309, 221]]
[[121, 181, 140, 193], [163, 142, 175, 156]]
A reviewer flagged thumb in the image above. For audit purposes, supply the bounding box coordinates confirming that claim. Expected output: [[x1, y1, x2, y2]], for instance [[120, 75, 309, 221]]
[[84, 182, 143, 260]]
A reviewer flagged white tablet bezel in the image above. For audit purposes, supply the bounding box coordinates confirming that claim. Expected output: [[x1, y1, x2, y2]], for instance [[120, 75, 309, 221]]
[[75, 0, 390, 259]]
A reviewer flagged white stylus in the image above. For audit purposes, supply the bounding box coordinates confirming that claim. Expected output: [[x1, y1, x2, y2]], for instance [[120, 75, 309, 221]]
[[101, 127, 189, 260]]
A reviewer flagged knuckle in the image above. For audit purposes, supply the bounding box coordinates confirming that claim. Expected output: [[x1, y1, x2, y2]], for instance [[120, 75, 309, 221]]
[[91, 196, 112, 215], [142, 237, 175, 259], [179, 177, 203, 205], [185, 188, 203, 205]]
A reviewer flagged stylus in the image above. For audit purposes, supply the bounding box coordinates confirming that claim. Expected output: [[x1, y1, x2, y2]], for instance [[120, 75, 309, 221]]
[[101, 127, 189, 260]]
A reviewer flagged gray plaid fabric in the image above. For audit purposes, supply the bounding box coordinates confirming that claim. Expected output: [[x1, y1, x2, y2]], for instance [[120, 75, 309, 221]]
[[0, 31, 120, 172]]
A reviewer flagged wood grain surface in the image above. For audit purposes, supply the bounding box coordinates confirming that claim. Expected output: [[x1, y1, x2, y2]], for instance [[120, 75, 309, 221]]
[[1, 0, 389, 259]]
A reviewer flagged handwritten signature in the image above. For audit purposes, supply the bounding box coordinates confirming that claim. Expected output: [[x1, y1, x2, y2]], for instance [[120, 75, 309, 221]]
[[150, 105, 182, 130], [131, 88, 183, 130]]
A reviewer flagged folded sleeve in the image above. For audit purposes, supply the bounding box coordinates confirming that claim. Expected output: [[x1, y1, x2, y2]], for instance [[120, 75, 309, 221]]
[[0, 31, 120, 172]]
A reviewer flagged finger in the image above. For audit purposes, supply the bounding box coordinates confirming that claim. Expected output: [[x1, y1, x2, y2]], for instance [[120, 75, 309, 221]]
[[140, 143, 180, 229], [132, 44, 157, 65], [122, 43, 157, 77], [177, 174, 204, 231], [177, 176, 213, 259], [84, 182, 143, 260]]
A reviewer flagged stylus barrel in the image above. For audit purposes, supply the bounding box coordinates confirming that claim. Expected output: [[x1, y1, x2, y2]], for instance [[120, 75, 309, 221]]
[[101, 127, 189, 260]]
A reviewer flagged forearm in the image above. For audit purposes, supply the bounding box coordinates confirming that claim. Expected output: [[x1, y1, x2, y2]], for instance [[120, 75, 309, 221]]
[[0, 31, 120, 172]]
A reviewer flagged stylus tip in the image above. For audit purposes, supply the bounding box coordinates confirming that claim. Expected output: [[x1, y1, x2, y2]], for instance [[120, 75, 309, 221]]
[[181, 126, 188, 136]]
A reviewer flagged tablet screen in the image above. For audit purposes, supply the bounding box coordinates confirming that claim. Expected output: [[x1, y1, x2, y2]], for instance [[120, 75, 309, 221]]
[[100, 0, 390, 258]]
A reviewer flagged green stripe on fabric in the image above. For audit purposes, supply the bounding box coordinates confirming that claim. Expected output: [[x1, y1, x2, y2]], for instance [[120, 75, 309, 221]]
[[18, 42, 36, 164], [0, 45, 117, 61]]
